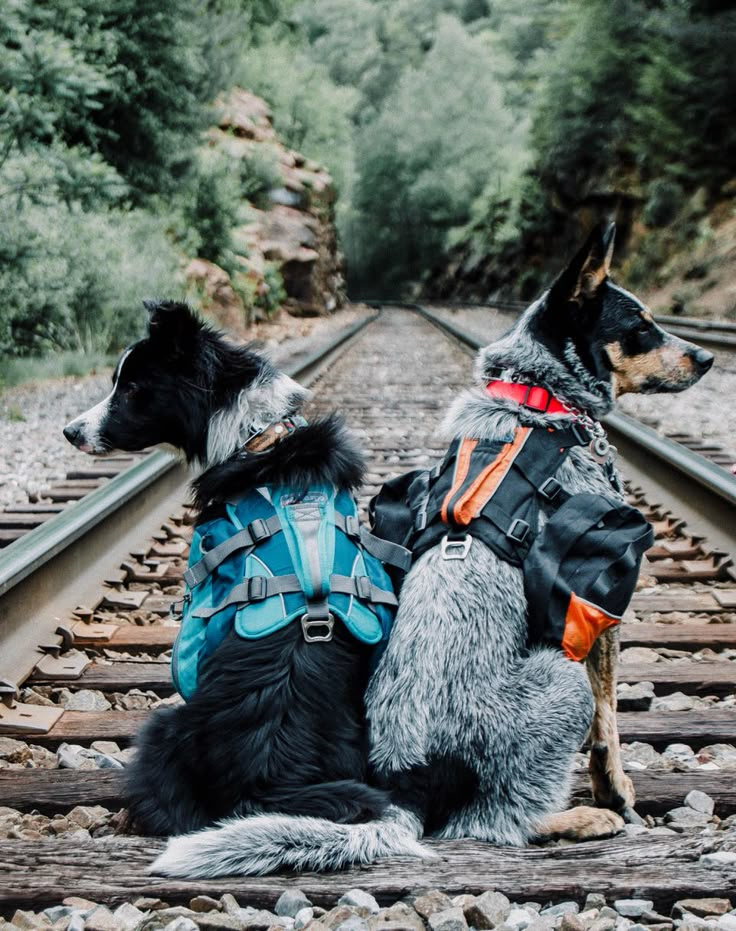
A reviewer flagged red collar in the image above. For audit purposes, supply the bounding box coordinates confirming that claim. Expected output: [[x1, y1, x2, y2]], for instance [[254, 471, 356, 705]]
[[485, 379, 570, 415]]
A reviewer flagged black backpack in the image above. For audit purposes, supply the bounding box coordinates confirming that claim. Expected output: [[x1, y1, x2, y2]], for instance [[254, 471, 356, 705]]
[[364, 425, 653, 661]]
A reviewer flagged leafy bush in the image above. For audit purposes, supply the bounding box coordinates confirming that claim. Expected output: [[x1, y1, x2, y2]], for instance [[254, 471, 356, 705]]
[[642, 179, 684, 228], [0, 202, 182, 356]]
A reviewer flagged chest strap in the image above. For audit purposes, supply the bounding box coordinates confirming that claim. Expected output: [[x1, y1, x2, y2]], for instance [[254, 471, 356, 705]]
[[184, 511, 361, 588], [190, 572, 398, 620]]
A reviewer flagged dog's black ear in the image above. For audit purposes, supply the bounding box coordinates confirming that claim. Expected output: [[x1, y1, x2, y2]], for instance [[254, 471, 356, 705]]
[[143, 300, 202, 347], [549, 220, 616, 307]]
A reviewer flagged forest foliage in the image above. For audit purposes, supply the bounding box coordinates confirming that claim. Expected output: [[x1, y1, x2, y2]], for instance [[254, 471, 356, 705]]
[[2, 0, 735, 359]]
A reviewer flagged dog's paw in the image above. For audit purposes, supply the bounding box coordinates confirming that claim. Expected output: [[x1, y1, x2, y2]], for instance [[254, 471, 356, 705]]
[[533, 805, 625, 842]]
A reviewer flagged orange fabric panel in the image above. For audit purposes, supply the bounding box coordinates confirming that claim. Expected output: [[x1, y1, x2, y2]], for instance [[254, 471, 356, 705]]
[[441, 438, 478, 524], [561, 592, 620, 662], [449, 427, 530, 527]]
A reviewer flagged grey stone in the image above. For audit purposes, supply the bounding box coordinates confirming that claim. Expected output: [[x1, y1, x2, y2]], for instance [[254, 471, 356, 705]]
[[165, 920, 200, 931], [684, 791, 715, 816], [368, 903, 425, 931], [277, 892, 314, 919], [84, 907, 119, 931], [673, 901, 733, 919], [505, 909, 535, 931], [525, 920, 555, 931], [664, 807, 711, 828], [541, 905, 580, 919], [428, 908, 468, 931], [560, 916, 584, 931], [584, 898, 607, 913], [598, 910, 618, 922], [295, 909, 315, 930], [414, 893, 454, 920], [62, 689, 112, 712], [338, 892, 380, 915], [653, 693, 695, 713], [464, 891, 512, 929], [617, 682, 654, 712], [326, 908, 363, 930], [42, 907, 76, 922], [113, 902, 147, 931], [716, 918, 736, 931], [588, 920, 616, 931], [11, 912, 50, 930], [334, 919, 370, 931], [242, 910, 286, 930], [191, 896, 223, 913], [613, 902, 654, 919], [67, 917, 86, 931]]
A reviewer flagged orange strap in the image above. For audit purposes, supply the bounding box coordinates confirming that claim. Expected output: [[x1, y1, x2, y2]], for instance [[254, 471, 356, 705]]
[[561, 592, 620, 662], [441, 428, 531, 527]]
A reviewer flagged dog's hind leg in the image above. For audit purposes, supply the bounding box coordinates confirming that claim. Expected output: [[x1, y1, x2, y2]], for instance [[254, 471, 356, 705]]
[[584, 628, 639, 821], [125, 704, 218, 836], [435, 647, 597, 845]]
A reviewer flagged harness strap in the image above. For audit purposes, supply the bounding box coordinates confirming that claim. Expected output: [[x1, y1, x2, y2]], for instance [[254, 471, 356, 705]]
[[184, 514, 284, 587], [359, 527, 413, 572], [184, 511, 361, 589], [191, 573, 397, 619]]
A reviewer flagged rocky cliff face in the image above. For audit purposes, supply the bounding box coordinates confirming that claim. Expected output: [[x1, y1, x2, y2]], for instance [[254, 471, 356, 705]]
[[186, 88, 345, 335], [427, 169, 736, 320]]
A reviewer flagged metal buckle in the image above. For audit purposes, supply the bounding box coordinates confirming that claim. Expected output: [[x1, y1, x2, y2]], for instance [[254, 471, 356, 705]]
[[441, 534, 472, 560], [507, 519, 530, 544], [249, 577, 267, 602], [355, 576, 372, 600], [301, 613, 334, 643], [539, 477, 561, 501]]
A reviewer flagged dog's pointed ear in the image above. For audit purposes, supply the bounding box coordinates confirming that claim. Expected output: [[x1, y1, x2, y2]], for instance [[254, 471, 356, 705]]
[[549, 221, 616, 307], [143, 300, 202, 346]]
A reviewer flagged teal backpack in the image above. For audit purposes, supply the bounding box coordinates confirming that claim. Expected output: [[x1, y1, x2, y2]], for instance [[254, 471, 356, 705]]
[[171, 484, 398, 699]]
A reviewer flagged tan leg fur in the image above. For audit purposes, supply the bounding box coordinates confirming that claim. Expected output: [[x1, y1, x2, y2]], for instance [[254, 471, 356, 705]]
[[533, 805, 624, 842], [585, 627, 637, 814]]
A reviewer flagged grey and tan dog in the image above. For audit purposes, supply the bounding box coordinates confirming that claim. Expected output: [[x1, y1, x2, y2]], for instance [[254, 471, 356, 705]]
[[152, 222, 713, 877]]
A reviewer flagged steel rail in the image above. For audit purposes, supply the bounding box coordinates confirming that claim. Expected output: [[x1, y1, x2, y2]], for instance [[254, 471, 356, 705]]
[[399, 299, 736, 353], [0, 311, 378, 693], [413, 303, 736, 558]]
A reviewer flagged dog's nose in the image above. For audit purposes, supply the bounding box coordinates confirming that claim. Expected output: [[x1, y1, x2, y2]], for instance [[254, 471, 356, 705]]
[[692, 347, 714, 374], [63, 421, 82, 447]]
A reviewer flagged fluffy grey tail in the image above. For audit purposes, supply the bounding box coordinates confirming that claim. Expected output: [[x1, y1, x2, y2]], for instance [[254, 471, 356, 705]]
[[150, 805, 432, 878]]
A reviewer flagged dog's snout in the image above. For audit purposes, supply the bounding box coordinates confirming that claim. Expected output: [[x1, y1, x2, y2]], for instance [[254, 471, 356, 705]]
[[63, 421, 82, 447], [691, 347, 714, 374]]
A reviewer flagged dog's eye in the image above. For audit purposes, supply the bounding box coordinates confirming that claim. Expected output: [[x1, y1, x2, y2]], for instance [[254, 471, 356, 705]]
[[122, 382, 139, 396], [635, 321, 651, 336]]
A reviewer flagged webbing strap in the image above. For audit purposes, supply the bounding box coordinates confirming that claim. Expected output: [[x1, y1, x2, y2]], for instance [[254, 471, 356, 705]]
[[359, 527, 413, 572], [441, 428, 531, 528], [184, 511, 360, 590], [191, 573, 397, 619], [184, 515, 283, 588]]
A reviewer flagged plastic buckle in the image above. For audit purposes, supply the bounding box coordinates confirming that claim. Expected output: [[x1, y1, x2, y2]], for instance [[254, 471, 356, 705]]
[[507, 519, 530, 544], [539, 477, 561, 501], [301, 613, 334, 643], [522, 385, 551, 412], [355, 575, 372, 600], [441, 534, 472, 560], [344, 515, 360, 539], [249, 577, 266, 602], [248, 518, 269, 542]]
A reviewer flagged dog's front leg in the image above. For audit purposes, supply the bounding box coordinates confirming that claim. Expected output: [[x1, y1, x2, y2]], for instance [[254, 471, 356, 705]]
[[585, 627, 640, 822]]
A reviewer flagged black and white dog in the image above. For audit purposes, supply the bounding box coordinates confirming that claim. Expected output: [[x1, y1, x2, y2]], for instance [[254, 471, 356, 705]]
[[64, 300, 423, 849], [147, 223, 714, 877]]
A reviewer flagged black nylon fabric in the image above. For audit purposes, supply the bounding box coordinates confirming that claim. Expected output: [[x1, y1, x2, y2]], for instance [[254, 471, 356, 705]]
[[524, 494, 654, 647], [368, 423, 654, 655]]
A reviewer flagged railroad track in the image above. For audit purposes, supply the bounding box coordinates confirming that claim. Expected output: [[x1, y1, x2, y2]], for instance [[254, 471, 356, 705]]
[[419, 299, 736, 354], [0, 307, 735, 915]]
